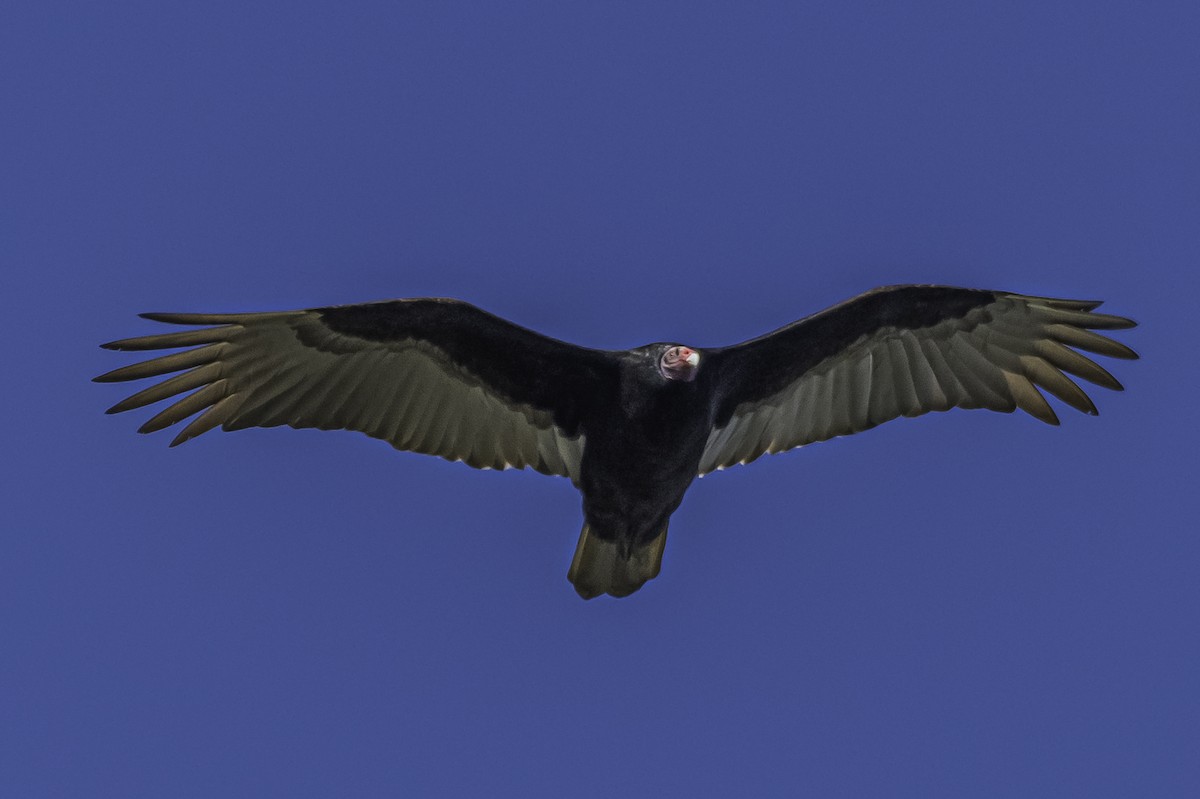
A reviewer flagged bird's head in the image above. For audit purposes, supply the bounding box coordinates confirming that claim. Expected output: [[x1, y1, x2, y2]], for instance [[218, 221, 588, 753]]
[[658, 345, 701, 382]]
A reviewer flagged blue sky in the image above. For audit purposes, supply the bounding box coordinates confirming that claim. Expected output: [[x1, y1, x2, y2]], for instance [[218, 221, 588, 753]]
[[4, 1, 1197, 796]]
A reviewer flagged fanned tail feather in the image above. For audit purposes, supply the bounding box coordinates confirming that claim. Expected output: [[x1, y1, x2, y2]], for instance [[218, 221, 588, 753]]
[[568, 523, 668, 599]]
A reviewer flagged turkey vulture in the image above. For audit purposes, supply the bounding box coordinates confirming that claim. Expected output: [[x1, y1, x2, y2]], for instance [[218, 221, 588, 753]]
[[96, 285, 1137, 599]]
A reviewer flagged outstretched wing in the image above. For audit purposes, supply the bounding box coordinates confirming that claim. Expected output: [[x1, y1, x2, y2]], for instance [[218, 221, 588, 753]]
[[698, 285, 1137, 475], [96, 299, 614, 481]]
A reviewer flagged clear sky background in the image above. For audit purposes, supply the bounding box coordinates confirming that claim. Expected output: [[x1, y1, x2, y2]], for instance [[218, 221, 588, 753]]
[[3, 2, 1197, 796]]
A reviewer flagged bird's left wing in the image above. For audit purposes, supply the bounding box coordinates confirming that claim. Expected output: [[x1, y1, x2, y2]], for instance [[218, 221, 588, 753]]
[[698, 285, 1137, 475], [96, 299, 613, 481]]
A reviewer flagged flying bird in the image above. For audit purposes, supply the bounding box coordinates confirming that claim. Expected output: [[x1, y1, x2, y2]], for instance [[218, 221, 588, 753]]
[[96, 285, 1137, 599]]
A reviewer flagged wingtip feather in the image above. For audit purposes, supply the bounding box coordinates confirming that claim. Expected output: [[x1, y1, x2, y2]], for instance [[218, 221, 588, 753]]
[[139, 312, 189, 323], [139, 311, 242, 325]]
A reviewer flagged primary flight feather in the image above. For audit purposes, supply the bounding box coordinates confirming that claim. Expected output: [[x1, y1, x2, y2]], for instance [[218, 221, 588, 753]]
[[96, 285, 1138, 599]]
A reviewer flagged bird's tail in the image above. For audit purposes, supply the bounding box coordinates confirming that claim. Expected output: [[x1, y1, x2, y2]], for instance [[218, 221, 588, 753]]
[[567, 523, 669, 600]]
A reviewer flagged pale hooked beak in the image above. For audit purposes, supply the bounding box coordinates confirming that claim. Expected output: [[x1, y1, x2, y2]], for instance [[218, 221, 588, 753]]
[[683, 348, 700, 367]]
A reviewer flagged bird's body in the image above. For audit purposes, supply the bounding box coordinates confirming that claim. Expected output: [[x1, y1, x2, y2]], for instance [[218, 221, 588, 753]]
[[97, 285, 1137, 599], [572, 354, 713, 596]]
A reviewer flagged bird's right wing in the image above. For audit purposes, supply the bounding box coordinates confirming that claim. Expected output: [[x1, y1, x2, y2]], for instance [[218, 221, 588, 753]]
[[698, 286, 1137, 475], [96, 299, 614, 482]]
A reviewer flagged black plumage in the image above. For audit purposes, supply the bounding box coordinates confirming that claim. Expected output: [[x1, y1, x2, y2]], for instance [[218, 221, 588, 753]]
[[96, 285, 1138, 599]]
